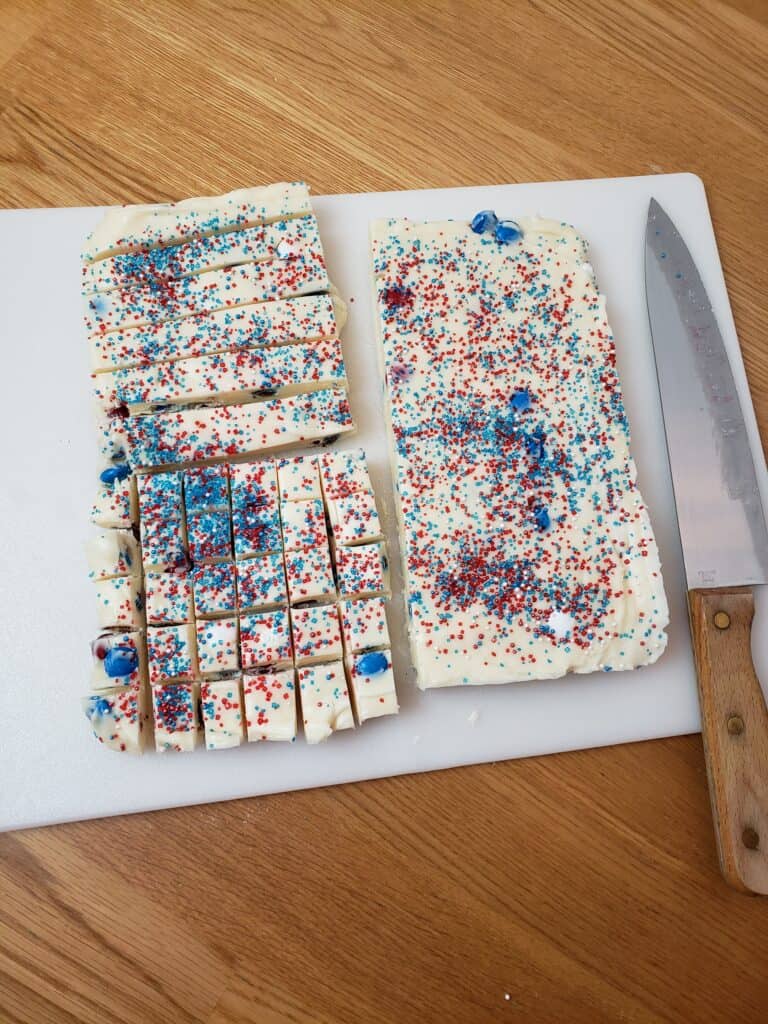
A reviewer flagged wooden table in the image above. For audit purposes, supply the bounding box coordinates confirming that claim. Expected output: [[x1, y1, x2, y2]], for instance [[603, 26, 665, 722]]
[[1, 2, 767, 1021]]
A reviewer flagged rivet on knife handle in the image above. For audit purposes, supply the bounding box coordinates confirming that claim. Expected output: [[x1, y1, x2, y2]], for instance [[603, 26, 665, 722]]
[[688, 587, 768, 894]]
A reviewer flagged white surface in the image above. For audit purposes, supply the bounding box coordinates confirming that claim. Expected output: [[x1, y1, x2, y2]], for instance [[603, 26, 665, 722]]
[[1, 173, 766, 832]]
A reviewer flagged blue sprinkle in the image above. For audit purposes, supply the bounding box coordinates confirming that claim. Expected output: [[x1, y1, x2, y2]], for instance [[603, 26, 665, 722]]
[[534, 508, 551, 531], [104, 645, 138, 678], [470, 210, 498, 234], [510, 389, 531, 412], [100, 463, 131, 484], [357, 651, 389, 675], [495, 219, 523, 244]]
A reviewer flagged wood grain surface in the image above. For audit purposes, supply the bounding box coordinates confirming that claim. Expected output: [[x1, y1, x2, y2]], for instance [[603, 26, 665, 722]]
[[1, 1, 767, 1021]]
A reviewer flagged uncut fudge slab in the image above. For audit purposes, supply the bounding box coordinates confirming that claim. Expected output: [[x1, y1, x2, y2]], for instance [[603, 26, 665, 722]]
[[371, 214, 669, 689]]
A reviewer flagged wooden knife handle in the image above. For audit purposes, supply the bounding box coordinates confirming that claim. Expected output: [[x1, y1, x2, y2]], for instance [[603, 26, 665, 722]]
[[688, 587, 768, 894]]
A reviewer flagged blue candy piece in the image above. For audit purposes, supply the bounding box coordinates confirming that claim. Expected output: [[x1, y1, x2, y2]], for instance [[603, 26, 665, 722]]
[[470, 210, 498, 234], [100, 463, 131, 484], [93, 696, 112, 716], [495, 219, 523, 244], [103, 645, 138, 678], [510, 388, 531, 412], [357, 651, 389, 676], [534, 508, 551, 532]]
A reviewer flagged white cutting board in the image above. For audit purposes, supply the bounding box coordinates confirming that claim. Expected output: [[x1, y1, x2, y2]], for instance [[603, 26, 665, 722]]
[[1, 173, 766, 832]]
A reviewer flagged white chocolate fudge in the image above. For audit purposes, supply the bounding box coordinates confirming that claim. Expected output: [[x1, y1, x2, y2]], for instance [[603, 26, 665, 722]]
[[371, 214, 669, 687], [93, 574, 143, 629], [200, 678, 245, 750], [192, 562, 237, 617], [92, 337, 346, 415], [327, 489, 382, 547], [285, 546, 335, 604], [291, 604, 342, 665], [90, 294, 339, 373], [336, 543, 389, 599], [82, 685, 144, 753], [196, 617, 239, 675], [145, 572, 193, 624], [230, 461, 279, 510], [90, 630, 147, 690], [277, 455, 322, 501], [91, 475, 136, 528], [146, 623, 196, 683], [186, 510, 232, 563], [235, 553, 287, 611], [339, 597, 390, 654], [298, 662, 354, 744], [152, 683, 199, 752], [122, 387, 353, 467], [83, 215, 322, 293], [280, 498, 328, 551], [320, 449, 372, 499], [243, 668, 296, 742], [82, 182, 313, 262], [346, 649, 399, 724], [239, 608, 292, 669], [184, 464, 230, 512], [85, 253, 329, 336], [86, 528, 140, 580], [232, 505, 282, 559], [140, 516, 187, 572]]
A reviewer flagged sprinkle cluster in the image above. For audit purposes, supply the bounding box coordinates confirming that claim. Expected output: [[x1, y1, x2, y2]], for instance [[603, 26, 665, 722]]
[[371, 214, 669, 687]]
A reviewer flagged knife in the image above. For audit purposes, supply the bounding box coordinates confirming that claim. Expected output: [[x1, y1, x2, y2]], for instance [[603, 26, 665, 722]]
[[645, 198, 768, 894]]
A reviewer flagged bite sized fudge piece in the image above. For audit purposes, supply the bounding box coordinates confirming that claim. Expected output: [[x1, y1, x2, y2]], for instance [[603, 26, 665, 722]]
[[196, 617, 240, 675], [339, 597, 390, 654], [236, 553, 287, 611], [91, 630, 147, 689], [186, 510, 233, 564], [298, 662, 354, 744], [146, 623, 196, 683], [152, 683, 199, 753], [230, 460, 279, 510], [243, 668, 297, 742], [86, 529, 140, 580], [82, 182, 313, 263], [137, 470, 183, 519], [184, 464, 229, 513], [285, 546, 335, 605], [200, 677, 244, 750], [327, 489, 382, 547], [280, 498, 327, 551], [82, 685, 144, 753], [320, 449, 372, 500], [346, 649, 399, 724], [90, 294, 338, 373], [291, 604, 342, 665], [91, 475, 137, 528], [239, 608, 292, 669], [140, 515, 187, 572], [145, 572, 193, 625], [192, 562, 237, 617], [123, 388, 354, 469], [232, 505, 282, 559], [93, 574, 143, 629], [277, 455, 321, 501], [336, 543, 390, 599]]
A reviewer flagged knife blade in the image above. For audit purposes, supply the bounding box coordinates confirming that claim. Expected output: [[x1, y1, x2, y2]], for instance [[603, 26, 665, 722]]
[[645, 197, 768, 894]]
